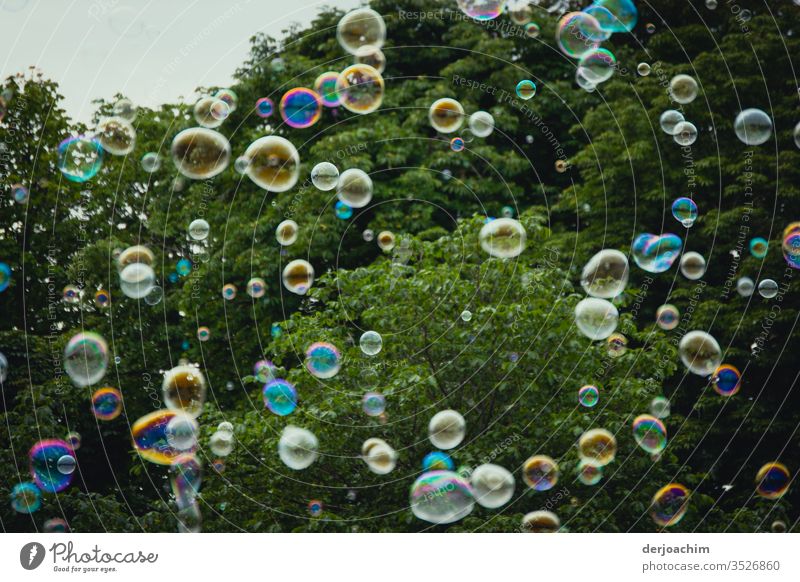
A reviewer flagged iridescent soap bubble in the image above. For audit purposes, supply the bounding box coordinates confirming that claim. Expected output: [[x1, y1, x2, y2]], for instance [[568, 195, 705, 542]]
[[245, 277, 265, 298], [607, 333, 627, 357], [193, 96, 225, 129], [282, 259, 315, 295], [214, 88, 238, 112], [311, 162, 339, 191], [637, 62, 651, 76], [650, 396, 671, 419], [523, 455, 559, 491], [355, 44, 386, 74], [456, 0, 504, 20], [171, 128, 231, 180], [525, 22, 541, 38], [556, 12, 603, 59], [275, 220, 298, 247], [196, 326, 210, 342], [479, 217, 527, 258], [132, 410, 190, 465], [278, 425, 318, 470], [314, 72, 340, 108], [280, 88, 322, 129], [749, 237, 768, 259], [29, 439, 75, 493], [359, 330, 383, 356], [255, 97, 274, 118], [118, 245, 154, 267], [578, 428, 617, 467], [362, 438, 397, 474], [166, 412, 200, 451], [217, 421, 234, 435], [515, 80, 537, 100], [578, 460, 603, 485], [377, 230, 396, 251], [170, 453, 202, 509], [672, 197, 698, 227], [632, 233, 682, 273], [650, 483, 690, 526], [162, 365, 207, 418], [176, 502, 202, 533], [673, 121, 698, 146], [678, 331, 722, 376], [335, 201, 353, 219], [96, 116, 136, 155], [734, 109, 773, 146], [43, 518, 69, 532], [362, 391, 386, 416], [58, 136, 104, 183], [209, 430, 234, 457], [579, 384, 599, 407], [222, 283, 237, 300], [755, 462, 791, 499], [669, 74, 699, 104], [632, 414, 668, 454], [410, 471, 474, 524], [468, 111, 494, 137], [659, 110, 685, 135], [66, 431, 82, 450], [336, 64, 384, 114], [11, 183, 29, 203], [336, 168, 372, 208], [593, 0, 638, 32], [712, 364, 741, 396], [656, 304, 680, 330], [64, 332, 108, 387], [470, 463, 514, 508], [574, 297, 619, 340], [579, 49, 617, 84], [305, 342, 341, 379], [428, 409, 466, 450], [145, 285, 163, 305], [308, 499, 323, 517], [0, 263, 10, 293], [254, 359, 277, 383], [188, 218, 210, 241], [63, 285, 80, 303], [580, 249, 629, 298], [575, 67, 596, 92], [782, 222, 800, 269], [120, 263, 156, 299], [758, 279, 779, 298], [429, 98, 464, 133], [10, 482, 41, 514], [263, 379, 297, 416], [91, 386, 122, 420], [521, 510, 560, 533], [449, 136, 465, 152], [176, 258, 192, 277], [423, 451, 455, 472], [336, 7, 386, 54], [243, 136, 300, 192], [680, 251, 706, 280], [736, 276, 755, 297]]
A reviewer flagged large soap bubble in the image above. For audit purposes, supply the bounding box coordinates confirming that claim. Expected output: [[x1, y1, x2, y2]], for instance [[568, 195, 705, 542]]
[[556, 12, 603, 59], [361, 438, 397, 474], [479, 218, 527, 258], [336, 64, 384, 115], [593, 0, 638, 32], [456, 0, 504, 20], [96, 116, 136, 155], [337, 168, 373, 208], [428, 409, 466, 449], [171, 128, 231, 180], [282, 259, 315, 295], [64, 332, 108, 387], [162, 365, 207, 418], [429, 98, 465, 133], [336, 8, 386, 54], [120, 262, 156, 299], [578, 428, 617, 467], [58, 136, 104, 182], [734, 108, 773, 146], [580, 249, 629, 298], [669, 74, 699, 104], [132, 410, 192, 465], [410, 471, 475, 524], [678, 331, 722, 376], [243, 136, 300, 192], [278, 425, 318, 470], [574, 297, 619, 340], [523, 455, 559, 491], [470, 463, 514, 508], [632, 233, 682, 273]]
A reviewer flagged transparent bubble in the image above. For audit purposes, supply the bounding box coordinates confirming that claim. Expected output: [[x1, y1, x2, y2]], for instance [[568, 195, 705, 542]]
[[656, 304, 680, 330], [468, 111, 495, 137], [282, 259, 315, 295], [170, 453, 202, 510], [308, 499, 323, 517], [305, 342, 341, 379], [680, 251, 706, 280], [11, 482, 41, 514], [362, 391, 386, 416], [507, 0, 532, 24], [577, 459, 603, 486], [580, 249, 629, 298], [515, 79, 537, 100], [794, 121, 800, 149], [429, 98, 465, 133], [579, 49, 617, 84], [193, 96, 224, 129], [66, 431, 82, 450], [449, 136, 465, 152], [313, 72, 341, 108], [62, 285, 80, 304], [144, 285, 163, 306], [755, 462, 791, 499], [673, 121, 698, 146], [749, 237, 768, 259], [377, 230, 396, 251], [11, 183, 28, 204], [410, 471, 474, 524], [672, 197, 698, 227], [336, 7, 386, 54], [578, 384, 599, 407], [359, 330, 383, 356], [311, 162, 339, 191], [278, 425, 318, 470], [28, 440, 75, 493], [233, 155, 250, 174], [209, 430, 234, 457], [132, 410, 189, 465], [209, 99, 230, 122], [669, 74, 699, 104], [521, 510, 560, 533], [254, 359, 276, 384], [470, 463, 514, 508], [423, 451, 454, 472], [336, 64, 384, 114], [166, 412, 200, 451], [177, 503, 202, 533], [355, 44, 386, 74], [659, 110, 685, 135], [525, 22, 541, 38], [336, 168, 373, 208], [734, 108, 773, 146], [650, 396, 671, 419], [112, 98, 137, 121], [651, 483, 690, 526], [632, 414, 668, 454], [678, 331, 722, 376], [428, 409, 465, 450], [274, 220, 298, 246], [43, 518, 69, 532], [771, 520, 787, 533], [632, 233, 682, 273], [58, 136, 104, 183], [171, 128, 231, 180], [280, 88, 322, 129], [214, 88, 238, 112], [141, 152, 160, 173], [460, 310, 472, 322], [758, 278, 779, 298], [637, 62, 651, 76], [556, 12, 603, 59], [479, 218, 527, 258], [578, 428, 617, 467], [362, 229, 375, 242], [64, 332, 108, 387], [187, 218, 210, 241], [162, 365, 207, 418], [243, 136, 300, 192], [523, 455, 559, 491], [706, 0, 718, 8], [575, 67, 597, 92], [736, 276, 755, 297], [574, 297, 619, 340], [120, 262, 156, 299], [362, 438, 397, 474]]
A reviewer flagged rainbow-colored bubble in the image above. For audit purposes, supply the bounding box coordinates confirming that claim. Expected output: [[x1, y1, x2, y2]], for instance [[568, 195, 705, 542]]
[[263, 379, 298, 416], [255, 97, 274, 118], [782, 222, 800, 269], [308, 499, 324, 517], [632, 414, 668, 455], [409, 470, 475, 524], [578, 384, 599, 407], [29, 439, 76, 493], [712, 364, 741, 396], [91, 386, 123, 420], [170, 453, 202, 509], [305, 342, 341, 379], [755, 462, 791, 499], [254, 359, 277, 383], [749, 237, 768, 259], [522, 455, 559, 491], [671, 197, 698, 227], [280, 88, 322, 129], [10, 482, 41, 514], [132, 410, 191, 465], [422, 451, 455, 472], [650, 483, 690, 527], [314, 72, 341, 107], [58, 135, 104, 183], [632, 233, 682, 273]]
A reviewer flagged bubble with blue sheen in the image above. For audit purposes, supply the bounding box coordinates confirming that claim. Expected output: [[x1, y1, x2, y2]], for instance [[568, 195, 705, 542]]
[[10, 482, 42, 514], [456, 0, 504, 20], [522, 455, 559, 491], [254, 359, 277, 383], [58, 136, 104, 183], [672, 197, 698, 227], [92, 386, 122, 420], [132, 410, 194, 465], [749, 237, 768, 259], [280, 88, 322, 129], [423, 451, 455, 472], [712, 364, 741, 396], [263, 379, 298, 416], [593, 0, 638, 32], [362, 391, 386, 416], [64, 332, 108, 387], [305, 342, 341, 379], [556, 12, 603, 59], [755, 462, 791, 499], [0, 262, 11, 293], [650, 483, 690, 526], [632, 233, 682, 273], [314, 72, 340, 107], [578, 384, 599, 407], [335, 201, 353, 219], [632, 414, 668, 454], [29, 439, 75, 493], [170, 453, 202, 510], [410, 471, 475, 524]]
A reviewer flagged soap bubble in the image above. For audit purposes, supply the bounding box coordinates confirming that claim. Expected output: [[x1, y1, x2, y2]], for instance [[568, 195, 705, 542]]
[[43, 518, 69, 532], [91, 386, 122, 420], [0, 263, 10, 293], [632, 414, 668, 455], [64, 332, 108, 387], [308, 499, 323, 517], [243, 136, 300, 192], [758, 278, 779, 298], [578, 428, 617, 467], [162, 365, 207, 418], [254, 359, 277, 383], [336, 64, 384, 114], [337, 168, 373, 208], [278, 426, 318, 470], [222, 283, 237, 300], [637, 62, 651, 76], [120, 263, 156, 299], [734, 109, 773, 146], [96, 116, 136, 155], [311, 162, 339, 191], [305, 342, 341, 379], [132, 410, 192, 465], [362, 391, 386, 416], [263, 379, 298, 416], [580, 249, 629, 298], [650, 396, 671, 419], [165, 412, 200, 451], [672, 197, 698, 227], [673, 121, 698, 146], [460, 310, 472, 322], [144, 285, 163, 305], [193, 96, 225, 128], [410, 471, 474, 524], [176, 502, 202, 533], [279, 88, 322, 129], [656, 304, 680, 330], [335, 200, 353, 219], [336, 8, 386, 54], [556, 12, 603, 59], [276, 220, 299, 246], [678, 331, 722, 376], [521, 510, 560, 533], [456, 0, 503, 20], [515, 80, 537, 100], [659, 110, 685, 135], [359, 330, 383, 356], [736, 276, 755, 297], [423, 451, 455, 472], [170, 453, 202, 509], [362, 438, 397, 474], [680, 251, 706, 280], [429, 98, 465, 133], [712, 364, 741, 396], [593, 0, 638, 32], [749, 237, 768, 259], [755, 462, 791, 499], [113, 97, 137, 121], [523, 455, 559, 491], [209, 430, 234, 457], [171, 128, 231, 180], [508, 0, 533, 25], [579, 49, 617, 84], [772, 520, 787, 533], [30, 439, 75, 492], [428, 409, 466, 449], [578, 384, 599, 407], [669, 74, 699, 104], [66, 431, 82, 450], [141, 152, 160, 173], [188, 219, 210, 241], [196, 326, 210, 341], [58, 136, 104, 183], [313, 72, 340, 108], [118, 245, 154, 267], [468, 111, 495, 137], [479, 218, 527, 258], [10, 482, 41, 514], [355, 44, 386, 74], [449, 136, 465, 152], [577, 460, 603, 485], [255, 97, 274, 118], [63, 285, 80, 303], [574, 297, 619, 340], [470, 463, 515, 508], [632, 233, 682, 273], [650, 483, 690, 526], [11, 183, 28, 203], [282, 259, 315, 295], [377, 230, 396, 251]]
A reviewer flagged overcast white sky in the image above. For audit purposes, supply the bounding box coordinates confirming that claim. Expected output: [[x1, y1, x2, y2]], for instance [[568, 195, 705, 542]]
[[0, 0, 360, 122]]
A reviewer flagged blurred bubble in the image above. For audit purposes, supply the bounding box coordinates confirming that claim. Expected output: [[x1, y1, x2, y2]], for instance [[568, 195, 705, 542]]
[[214, 88, 238, 112], [574, 297, 619, 340], [193, 96, 225, 129], [429, 98, 465, 133], [243, 136, 300, 192], [43, 518, 69, 532], [755, 462, 790, 499], [314, 72, 340, 108], [188, 218, 210, 241], [120, 263, 156, 299], [468, 111, 494, 137], [112, 98, 137, 121], [479, 217, 526, 258], [308, 499, 323, 517], [673, 121, 698, 146], [362, 391, 386, 416], [460, 310, 472, 322], [141, 152, 160, 173], [579, 49, 617, 84], [362, 229, 375, 242], [523, 455, 559, 491], [736, 276, 755, 297], [362, 438, 397, 474], [335, 200, 353, 219], [336, 7, 386, 54], [0, 263, 10, 293], [63, 285, 80, 304], [632, 233, 682, 273], [355, 44, 386, 74], [637, 62, 651, 76], [305, 342, 341, 379], [196, 326, 210, 342], [659, 110, 685, 135], [377, 230, 396, 251], [428, 409, 466, 450], [58, 136, 104, 183], [656, 304, 680, 330], [650, 396, 671, 419], [470, 463, 514, 508], [758, 278, 779, 298], [254, 359, 277, 383], [171, 128, 231, 180], [162, 365, 207, 418], [336, 64, 384, 114], [580, 249, 629, 298], [30, 440, 75, 492], [92, 386, 122, 420], [263, 379, 298, 416], [423, 451, 455, 472], [144, 285, 164, 305], [650, 483, 690, 527], [749, 237, 768, 259], [11, 183, 29, 204], [678, 331, 722, 376], [449, 136, 465, 152], [525, 22, 541, 37], [680, 251, 706, 280], [166, 413, 200, 451], [734, 108, 773, 145], [209, 430, 234, 457], [515, 79, 537, 100], [255, 97, 274, 118], [10, 482, 41, 514], [521, 510, 560, 533], [578, 428, 617, 467], [97, 116, 136, 155], [278, 426, 318, 470], [64, 332, 108, 387], [170, 453, 202, 509], [132, 410, 191, 465], [410, 471, 474, 524], [282, 259, 315, 295], [311, 162, 339, 191], [556, 12, 603, 59], [276, 220, 298, 246], [577, 459, 603, 486], [65, 431, 82, 450], [669, 74, 698, 104]]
